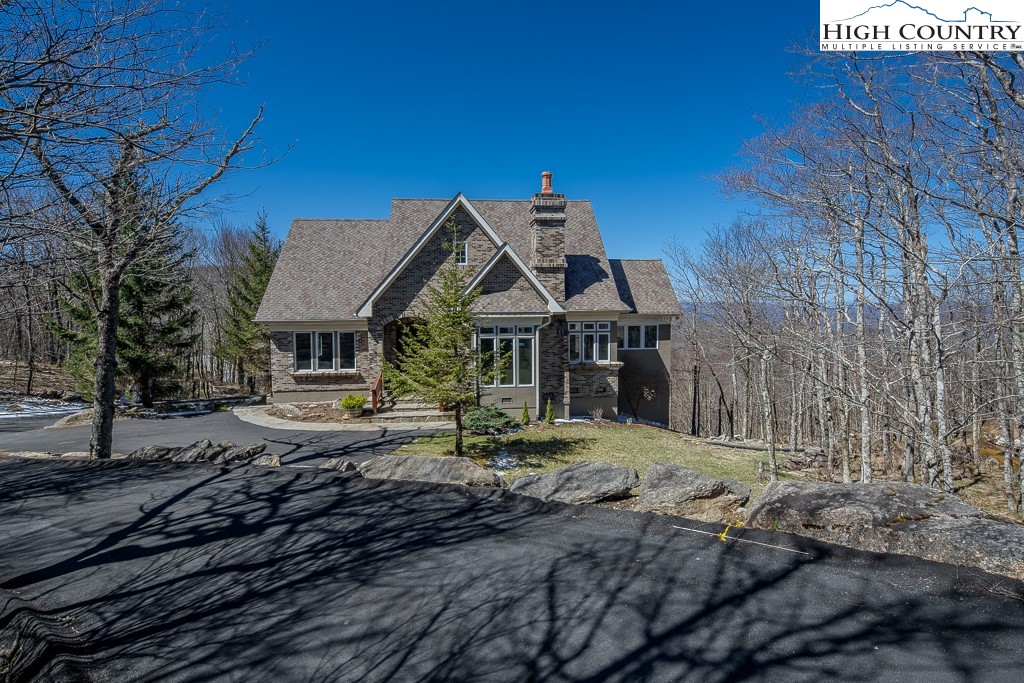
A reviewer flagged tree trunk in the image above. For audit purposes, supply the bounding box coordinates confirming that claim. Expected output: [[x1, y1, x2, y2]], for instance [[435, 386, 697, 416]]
[[454, 403, 464, 457], [932, 304, 954, 492], [90, 275, 122, 459], [760, 349, 779, 482], [689, 363, 700, 436]]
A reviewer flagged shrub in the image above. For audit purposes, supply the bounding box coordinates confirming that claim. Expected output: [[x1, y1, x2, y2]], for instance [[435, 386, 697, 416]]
[[340, 394, 367, 410], [545, 399, 555, 425], [464, 404, 519, 434], [521, 402, 530, 426]]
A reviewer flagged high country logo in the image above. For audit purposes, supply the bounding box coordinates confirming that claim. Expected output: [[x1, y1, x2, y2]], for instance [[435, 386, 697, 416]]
[[820, 0, 1024, 51]]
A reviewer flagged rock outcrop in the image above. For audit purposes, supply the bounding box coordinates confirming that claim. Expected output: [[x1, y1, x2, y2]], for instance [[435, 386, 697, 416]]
[[747, 481, 1024, 580], [509, 461, 639, 504], [321, 458, 359, 473], [359, 455, 499, 487], [637, 463, 750, 522], [127, 440, 268, 465]]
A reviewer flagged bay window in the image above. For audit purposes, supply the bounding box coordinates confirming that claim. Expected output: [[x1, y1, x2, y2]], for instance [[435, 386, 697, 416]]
[[294, 331, 357, 371], [478, 325, 534, 386], [568, 322, 611, 364]]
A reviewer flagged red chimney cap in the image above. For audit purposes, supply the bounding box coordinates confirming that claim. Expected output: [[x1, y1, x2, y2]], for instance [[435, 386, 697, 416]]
[[541, 171, 553, 195]]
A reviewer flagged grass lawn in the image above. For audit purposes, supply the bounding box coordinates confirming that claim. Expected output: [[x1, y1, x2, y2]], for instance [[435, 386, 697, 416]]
[[395, 421, 777, 497]]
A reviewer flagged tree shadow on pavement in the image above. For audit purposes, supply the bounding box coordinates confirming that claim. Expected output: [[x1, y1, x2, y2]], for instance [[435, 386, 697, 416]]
[[0, 459, 1022, 682]]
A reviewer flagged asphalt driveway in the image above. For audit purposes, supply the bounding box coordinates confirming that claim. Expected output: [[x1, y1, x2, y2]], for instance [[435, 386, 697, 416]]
[[1, 458, 1022, 682], [0, 411, 434, 466]]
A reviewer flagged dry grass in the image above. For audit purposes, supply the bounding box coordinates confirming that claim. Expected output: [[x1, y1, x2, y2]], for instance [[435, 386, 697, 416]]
[[396, 421, 779, 497]]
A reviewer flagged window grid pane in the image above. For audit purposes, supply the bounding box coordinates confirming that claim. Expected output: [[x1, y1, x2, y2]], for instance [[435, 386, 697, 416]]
[[338, 332, 356, 370], [499, 339, 515, 386], [583, 333, 596, 362], [295, 333, 313, 371], [598, 333, 609, 361], [627, 326, 641, 349], [317, 332, 334, 371], [644, 325, 659, 349], [517, 338, 533, 386], [480, 338, 496, 386], [568, 333, 581, 363]]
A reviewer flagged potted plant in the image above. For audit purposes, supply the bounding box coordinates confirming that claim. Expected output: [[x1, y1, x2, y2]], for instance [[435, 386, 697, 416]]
[[338, 394, 367, 419]]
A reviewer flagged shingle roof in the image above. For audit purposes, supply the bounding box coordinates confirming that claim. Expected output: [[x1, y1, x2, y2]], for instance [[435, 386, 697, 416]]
[[609, 259, 682, 316], [255, 196, 671, 322]]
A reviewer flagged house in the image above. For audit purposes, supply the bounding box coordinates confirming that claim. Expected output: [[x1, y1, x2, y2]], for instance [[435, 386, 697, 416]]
[[254, 173, 682, 425]]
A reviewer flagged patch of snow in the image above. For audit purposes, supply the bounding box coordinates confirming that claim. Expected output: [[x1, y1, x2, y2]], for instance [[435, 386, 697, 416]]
[[554, 418, 589, 424], [616, 415, 668, 429], [0, 396, 89, 420], [487, 451, 521, 470]]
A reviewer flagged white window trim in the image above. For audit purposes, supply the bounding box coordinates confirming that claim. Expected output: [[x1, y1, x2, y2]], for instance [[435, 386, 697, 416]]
[[620, 323, 659, 350], [567, 321, 612, 365], [455, 239, 468, 266], [477, 325, 535, 387], [293, 331, 358, 372]]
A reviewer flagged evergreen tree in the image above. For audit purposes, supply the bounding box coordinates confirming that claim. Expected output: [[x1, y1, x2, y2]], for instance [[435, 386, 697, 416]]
[[52, 172, 200, 407], [383, 220, 502, 456], [221, 210, 280, 391]]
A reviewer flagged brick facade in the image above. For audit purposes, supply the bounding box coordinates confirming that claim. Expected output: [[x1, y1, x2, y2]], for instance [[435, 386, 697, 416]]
[[269, 330, 374, 400], [530, 194, 567, 301]]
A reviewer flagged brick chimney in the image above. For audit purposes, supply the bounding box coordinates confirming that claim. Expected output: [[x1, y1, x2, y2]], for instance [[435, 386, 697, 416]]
[[530, 171, 567, 301]]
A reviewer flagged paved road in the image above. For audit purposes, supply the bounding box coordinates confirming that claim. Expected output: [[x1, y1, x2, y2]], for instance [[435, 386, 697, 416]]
[[0, 411, 432, 466], [1, 458, 1022, 682], [0, 415, 65, 436]]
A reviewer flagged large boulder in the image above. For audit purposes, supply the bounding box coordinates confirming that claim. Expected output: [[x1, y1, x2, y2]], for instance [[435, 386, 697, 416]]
[[321, 458, 359, 473], [359, 455, 499, 487], [216, 442, 266, 464], [637, 463, 750, 522], [128, 441, 266, 464], [170, 439, 215, 463], [127, 445, 177, 461], [747, 481, 1024, 580], [509, 461, 639, 504]]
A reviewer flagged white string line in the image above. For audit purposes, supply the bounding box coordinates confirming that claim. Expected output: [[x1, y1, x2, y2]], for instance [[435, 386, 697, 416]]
[[672, 525, 814, 556]]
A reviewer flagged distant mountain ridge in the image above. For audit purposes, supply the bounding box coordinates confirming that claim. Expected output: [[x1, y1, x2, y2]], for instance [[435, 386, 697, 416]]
[[835, 1, 1014, 23]]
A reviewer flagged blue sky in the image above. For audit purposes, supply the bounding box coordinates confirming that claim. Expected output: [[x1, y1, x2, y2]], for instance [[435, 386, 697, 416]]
[[211, 1, 819, 258]]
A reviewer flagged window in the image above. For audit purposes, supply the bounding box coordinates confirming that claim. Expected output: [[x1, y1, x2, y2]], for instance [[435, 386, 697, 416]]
[[454, 240, 468, 265], [621, 324, 659, 350], [295, 333, 313, 371], [317, 332, 334, 371], [338, 332, 356, 370], [294, 331, 357, 371], [644, 324, 659, 349], [568, 322, 611, 364], [478, 325, 534, 387]]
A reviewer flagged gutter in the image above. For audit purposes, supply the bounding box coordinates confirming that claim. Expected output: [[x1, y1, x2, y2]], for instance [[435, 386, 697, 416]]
[[535, 316, 553, 419]]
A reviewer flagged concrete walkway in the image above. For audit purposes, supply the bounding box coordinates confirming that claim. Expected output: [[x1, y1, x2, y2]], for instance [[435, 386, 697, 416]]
[[234, 406, 454, 433]]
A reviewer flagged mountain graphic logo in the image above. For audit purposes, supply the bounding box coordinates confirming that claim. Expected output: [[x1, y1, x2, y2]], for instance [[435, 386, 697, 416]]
[[827, 1, 1018, 24]]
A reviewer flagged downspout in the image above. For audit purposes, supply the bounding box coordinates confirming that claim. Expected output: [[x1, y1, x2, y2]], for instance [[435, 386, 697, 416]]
[[535, 316, 552, 420]]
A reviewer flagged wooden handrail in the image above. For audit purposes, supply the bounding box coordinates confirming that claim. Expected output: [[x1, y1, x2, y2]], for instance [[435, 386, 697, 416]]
[[371, 371, 384, 415]]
